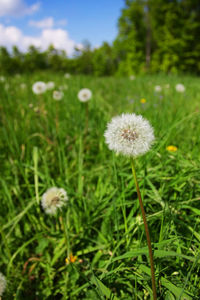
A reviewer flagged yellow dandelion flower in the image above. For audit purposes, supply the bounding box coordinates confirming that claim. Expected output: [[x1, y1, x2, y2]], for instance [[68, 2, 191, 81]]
[[65, 254, 77, 264], [140, 98, 146, 104], [166, 145, 178, 152]]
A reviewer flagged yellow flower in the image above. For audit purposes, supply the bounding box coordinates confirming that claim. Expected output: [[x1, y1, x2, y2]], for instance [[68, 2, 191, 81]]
[[65, 254, 77, 264], [166, 145, 178, 152], [140, 98, 146, 103]]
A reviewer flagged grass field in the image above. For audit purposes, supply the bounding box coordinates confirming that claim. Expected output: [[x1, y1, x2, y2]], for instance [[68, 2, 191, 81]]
[[0, 73, 200, 299]]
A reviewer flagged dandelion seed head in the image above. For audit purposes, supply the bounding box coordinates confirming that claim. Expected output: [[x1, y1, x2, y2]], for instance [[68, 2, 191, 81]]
[[46, 81, 55, 90], [154, 85, 162, 92], [0, 76, 5, 82], [32, 81, 46, 95], [130, 75, 135, 80], [20, 83, 26, 89], [41, 187, 68, 215], [64, 73, 70, 79], [0, 272, 6, 296], [78, 88, 92, 102], [53, 90, 64, 101], [104, 113, 155, 157], [176, 83, 185, 93]]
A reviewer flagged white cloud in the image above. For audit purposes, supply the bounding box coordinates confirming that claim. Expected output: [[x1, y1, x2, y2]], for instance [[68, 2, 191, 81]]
[[0, 0, 40, 17], [0, 23, 81, 55], [56, 19, 67, 27], [29, 17, 68, 29], [29, 17, 54, 29]]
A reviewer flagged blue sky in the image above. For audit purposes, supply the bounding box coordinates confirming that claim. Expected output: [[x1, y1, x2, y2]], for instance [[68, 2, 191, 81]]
[[0, 0, 124, 54]]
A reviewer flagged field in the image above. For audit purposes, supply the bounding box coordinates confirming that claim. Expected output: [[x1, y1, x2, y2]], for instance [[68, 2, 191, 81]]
[[1, 73, 200, 299]]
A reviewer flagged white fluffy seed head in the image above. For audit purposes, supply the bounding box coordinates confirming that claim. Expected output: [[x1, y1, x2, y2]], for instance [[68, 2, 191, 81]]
[[0, 272, 6, 296], [0, 76, 5, 82], [154, 85, 162, 92], [41, 187, 68, 215], [78, 88, 92, 102], [130, 75, 135, 80], [53, 90, 64, 101], [104, 113, 155, 157], [175, 83, 185, 93], [32, 81, 46, 95], [46, 81, 55, 90], [64, 73, 70, 79]]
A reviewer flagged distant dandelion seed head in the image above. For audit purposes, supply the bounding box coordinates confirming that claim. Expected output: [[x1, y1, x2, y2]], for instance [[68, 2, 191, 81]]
[[154, 85, 162, 92], [104, 113, 155, 157], [64, 73, 70, 79], [0, 76, 5, 82], [46, 81, 55, 90], [41, 187, 68, 215], [20, 83, 26, 89], [53, 90, 64, 101], [175, 83, 185, 93], [130, 75, 135, 80], [78, 88, 92, 102], [0, 272, 6, 296], [32, 81, 46, 95]]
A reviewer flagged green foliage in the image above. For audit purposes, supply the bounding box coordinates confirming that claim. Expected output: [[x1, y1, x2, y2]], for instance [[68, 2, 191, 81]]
[[0, 0, 199, 76]]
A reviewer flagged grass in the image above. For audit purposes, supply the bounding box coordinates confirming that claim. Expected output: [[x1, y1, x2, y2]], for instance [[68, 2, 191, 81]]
[[0, 73, 200, 299]]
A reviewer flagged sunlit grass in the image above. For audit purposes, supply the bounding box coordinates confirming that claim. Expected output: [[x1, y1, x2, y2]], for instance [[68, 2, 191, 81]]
[[0, 73, 200, 299]]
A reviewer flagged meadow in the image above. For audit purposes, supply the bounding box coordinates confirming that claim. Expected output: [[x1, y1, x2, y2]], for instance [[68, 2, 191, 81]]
[[0, 73, 200, 299]]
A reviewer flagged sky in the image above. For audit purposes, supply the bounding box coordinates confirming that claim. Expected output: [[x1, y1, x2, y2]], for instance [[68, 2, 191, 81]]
[[0, 0, 124, 55]]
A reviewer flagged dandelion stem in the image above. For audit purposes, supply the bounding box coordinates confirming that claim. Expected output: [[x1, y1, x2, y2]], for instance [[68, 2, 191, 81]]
[[130, 158, 157, 300], [85, 102, 89, 135]]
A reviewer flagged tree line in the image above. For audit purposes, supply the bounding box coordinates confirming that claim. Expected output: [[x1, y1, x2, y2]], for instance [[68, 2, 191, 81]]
[[0, 0, 199, 76]]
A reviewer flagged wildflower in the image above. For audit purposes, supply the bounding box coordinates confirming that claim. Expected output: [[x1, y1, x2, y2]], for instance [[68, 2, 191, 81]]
[[154, 85, 162, 92], [0, 272, 6, 297], [46, 81, 55, 90], [65, 254, 77, 264], [104, 113, 154, 157], [166, 145, 178, 152], [140, 98, 146, 104], [175, 83, 185, 93], [29, 103, 33, 108], [165, 84, 170, 89], [130, 75, 135, 80], [53, 90, 64, 101], [41, 187, 68, 215], [32, 81, 46, 95], [78, 88, 92, 102], [64, 73, 70, 79]]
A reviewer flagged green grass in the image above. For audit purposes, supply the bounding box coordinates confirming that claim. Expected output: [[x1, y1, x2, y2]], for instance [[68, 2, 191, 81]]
[[0, 73, 200, 299]]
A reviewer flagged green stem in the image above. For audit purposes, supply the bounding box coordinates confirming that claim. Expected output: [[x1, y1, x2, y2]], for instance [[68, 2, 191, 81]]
[[85, 102, 89, 135], [130, 158, 157, 300]]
